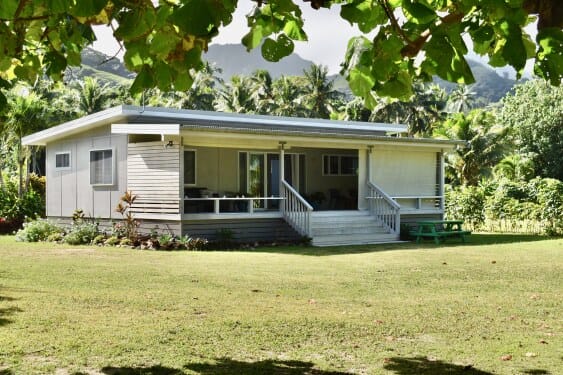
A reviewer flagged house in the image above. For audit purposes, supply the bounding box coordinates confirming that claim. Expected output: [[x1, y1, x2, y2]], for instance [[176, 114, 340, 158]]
[[22, 105, 463, 246]]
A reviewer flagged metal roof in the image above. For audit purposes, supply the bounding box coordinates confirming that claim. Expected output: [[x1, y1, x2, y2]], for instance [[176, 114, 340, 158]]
[[22, 105, 463, 147]]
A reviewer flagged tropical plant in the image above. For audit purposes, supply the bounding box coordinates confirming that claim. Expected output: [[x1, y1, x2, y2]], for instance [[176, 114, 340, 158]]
[[446, 85, 476, 113], [300, 64, 342, 119], [115, 191, 140, 241], [214, 75, 256, 113], [434, 110, 508, 186], [15, 219, 64, 242], [497, 79, 563, 180]]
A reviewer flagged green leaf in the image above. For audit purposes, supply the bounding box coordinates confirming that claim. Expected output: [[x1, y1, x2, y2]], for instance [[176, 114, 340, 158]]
[[174, 72, 194, 92], [340, 0, 387, 33], [283, 20, 307, 41], [154, 61, 173, 91], [44, 51, 67, 80], [261, 34, 294, 62], [149, 32, 179, 57], [171, 0, 226, 37], [70, 0, 108, 17], [471, 25, 494, 55], [0, 0, 18, 19], [115, 8, 156, 42], [242, 24, 267, 51], [402, 0, 437, 25], [130, 65, 155, 96], [377, 70, 413, 100], [499, 20, 527, 76], [46, 0, 72, 14], [423, 31, 475, 84], [535, 28, 563, 86], [348, 65, 375, 98]]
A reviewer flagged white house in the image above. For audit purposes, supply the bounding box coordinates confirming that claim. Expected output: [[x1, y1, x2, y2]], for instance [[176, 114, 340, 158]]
[[22, 105, 462, 246]]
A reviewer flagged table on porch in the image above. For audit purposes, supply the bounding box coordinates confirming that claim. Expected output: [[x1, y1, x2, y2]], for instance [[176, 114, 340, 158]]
[[184, 197, 284, 214], [410, 220, 471, 244]]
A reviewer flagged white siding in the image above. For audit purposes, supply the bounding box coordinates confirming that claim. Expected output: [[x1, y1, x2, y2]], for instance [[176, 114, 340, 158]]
[[127, 141, 180, 215], [45, 125, 127, 219], [370, 148, 438, 196]]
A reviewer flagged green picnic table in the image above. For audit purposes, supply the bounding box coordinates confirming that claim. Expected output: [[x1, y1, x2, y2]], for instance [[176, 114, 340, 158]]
[[410, 220, 472, 244]]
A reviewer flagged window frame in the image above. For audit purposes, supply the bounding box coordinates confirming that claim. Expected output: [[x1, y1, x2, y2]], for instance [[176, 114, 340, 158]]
[[89, 147, 116, 186], [54, 151, 72, 171], [183, 149, 197, 186], [322, 154, 358, 176]]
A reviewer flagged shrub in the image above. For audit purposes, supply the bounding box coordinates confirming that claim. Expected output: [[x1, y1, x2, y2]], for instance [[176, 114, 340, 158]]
[[15, 219, 64, 242], [186, 237, 208, 251], [445, 185, 485, 228], [92, 234, 107, 245], [104, 236, 120, 246], [63, 222, 100, 245]]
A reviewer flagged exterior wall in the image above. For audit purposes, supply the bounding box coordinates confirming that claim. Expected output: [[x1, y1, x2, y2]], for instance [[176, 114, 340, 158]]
[[370, 147, 439, 197], [45, 125, 127, 219], [183, 145, 359, 209], [128, 140, 181, 215], [296, 147, 358, 209], [182, 218, 301, 242], [49, 217, 182, 237]]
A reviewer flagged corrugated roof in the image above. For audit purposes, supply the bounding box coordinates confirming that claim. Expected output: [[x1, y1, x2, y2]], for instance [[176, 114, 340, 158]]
[[22, 105, 463, 147]]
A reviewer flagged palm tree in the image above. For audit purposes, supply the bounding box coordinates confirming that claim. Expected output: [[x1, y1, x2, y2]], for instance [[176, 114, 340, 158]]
[[249, 69, 275, 114], [270, 76, 308, 117], [76, 77, 119, 115], [434, 109, 508, 186], [214, 75, 255, 113], [3, 90, 48, 196], [301, 64, 342, 119], [179, 62, 223, 111], [447, 84, 476, 113], [371, 83, 447, 136]]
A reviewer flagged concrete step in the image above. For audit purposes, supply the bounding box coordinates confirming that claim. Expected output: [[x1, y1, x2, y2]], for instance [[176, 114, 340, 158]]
[[312, 233, 400, 247], [311, 225, 388, 236]]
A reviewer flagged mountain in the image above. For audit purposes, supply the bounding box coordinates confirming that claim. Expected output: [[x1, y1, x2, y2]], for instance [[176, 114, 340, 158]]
[[434, 59, 520, 103], [205, 44, 314, 79], [82, 44, 518, 105]]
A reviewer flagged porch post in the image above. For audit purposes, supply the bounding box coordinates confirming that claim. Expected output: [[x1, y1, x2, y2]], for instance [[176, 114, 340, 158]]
[[279, 142, 285, 182], [439, 150, 445, 219], [358, 147, 370, 211]]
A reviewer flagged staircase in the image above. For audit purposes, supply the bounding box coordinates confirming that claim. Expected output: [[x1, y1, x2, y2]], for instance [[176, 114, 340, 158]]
[[310, 211, 401, 246]]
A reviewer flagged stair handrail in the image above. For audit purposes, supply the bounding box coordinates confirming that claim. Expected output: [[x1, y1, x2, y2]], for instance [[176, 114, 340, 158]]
[[366, 181, 401, 234], [280, 179, 313, 237]]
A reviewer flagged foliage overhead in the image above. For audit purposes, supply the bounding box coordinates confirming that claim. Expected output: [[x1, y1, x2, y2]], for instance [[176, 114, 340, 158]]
[[0, 0, 560, 112]]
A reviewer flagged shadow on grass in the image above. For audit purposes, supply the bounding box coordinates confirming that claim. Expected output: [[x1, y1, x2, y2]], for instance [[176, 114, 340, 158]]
[[100, 365, 182, 375], [238, 234, 550, 256], [184, 358, 352, 374], [383, 356, 493, 374], [0, 370, 14, 375], [0, 306, 22, 326], [100, 360, 351, 375]]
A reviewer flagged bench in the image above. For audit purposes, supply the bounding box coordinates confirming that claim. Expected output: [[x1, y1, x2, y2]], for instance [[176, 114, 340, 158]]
[[410, 220, 472, 244]]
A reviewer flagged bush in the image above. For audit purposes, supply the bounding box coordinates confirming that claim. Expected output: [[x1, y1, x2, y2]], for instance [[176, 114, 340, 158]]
[[445, 185, 485, 227], [63, 223, 100, 245], [15, 219, 64, 242], [0, 175, 45, 225]]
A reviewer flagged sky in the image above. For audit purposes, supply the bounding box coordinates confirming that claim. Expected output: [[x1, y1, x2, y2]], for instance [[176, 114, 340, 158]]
[[92, 2, 535, 78]]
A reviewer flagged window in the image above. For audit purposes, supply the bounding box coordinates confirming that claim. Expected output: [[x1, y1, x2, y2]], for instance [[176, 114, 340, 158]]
[[90, 149, 114, 185], [55, 152, 71, 170], [322, 154, 358, 176], [184, 150, 196, 185]]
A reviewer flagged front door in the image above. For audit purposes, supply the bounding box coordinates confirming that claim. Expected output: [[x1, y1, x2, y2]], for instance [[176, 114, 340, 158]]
[[240, 152, 305, 210]]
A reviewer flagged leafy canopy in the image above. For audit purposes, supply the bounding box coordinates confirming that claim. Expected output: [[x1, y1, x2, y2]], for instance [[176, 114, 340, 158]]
[[0, 0, 561, 112]]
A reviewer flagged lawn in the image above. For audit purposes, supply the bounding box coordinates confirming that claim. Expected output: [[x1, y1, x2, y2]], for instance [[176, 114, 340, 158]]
[[0, 234, 561, 374]]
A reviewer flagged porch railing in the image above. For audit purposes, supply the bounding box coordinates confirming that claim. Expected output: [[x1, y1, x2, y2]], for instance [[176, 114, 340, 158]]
[[280, 179, 313, 237], [366, 181, 401, 234]]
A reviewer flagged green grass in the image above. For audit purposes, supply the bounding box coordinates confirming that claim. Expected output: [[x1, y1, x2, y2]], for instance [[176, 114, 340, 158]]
[[0, 234, 561, 374]]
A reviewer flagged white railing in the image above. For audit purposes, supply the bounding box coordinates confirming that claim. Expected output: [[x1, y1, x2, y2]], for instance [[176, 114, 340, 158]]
[[280, 180, 313, 237], [366, 181, 401, 234]]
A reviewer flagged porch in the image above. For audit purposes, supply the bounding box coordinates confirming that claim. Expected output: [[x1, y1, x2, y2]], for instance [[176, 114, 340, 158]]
[[120, 129, 445, 245]]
